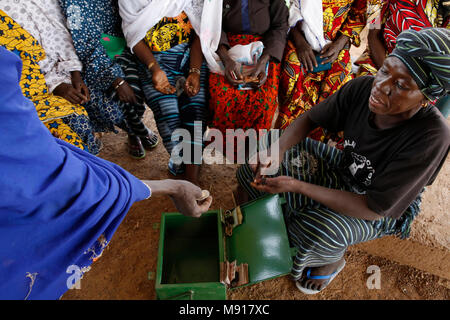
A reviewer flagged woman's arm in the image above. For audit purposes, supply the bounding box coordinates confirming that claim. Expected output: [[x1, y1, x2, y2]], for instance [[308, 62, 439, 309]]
[[251, 112, 318, 179], [367, 27, 387, 70], [132, 40, 175, 94], [252, 176, 382, 220], [290, 21, 318, 72], [184, 33, 203, 97], [278, 112, 319, 154], [132, 40, 159, 71], [216, 44, 244, 85]]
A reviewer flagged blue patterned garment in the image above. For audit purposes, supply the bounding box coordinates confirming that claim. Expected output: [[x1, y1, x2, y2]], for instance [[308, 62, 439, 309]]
[[58, 0, 138, 133]]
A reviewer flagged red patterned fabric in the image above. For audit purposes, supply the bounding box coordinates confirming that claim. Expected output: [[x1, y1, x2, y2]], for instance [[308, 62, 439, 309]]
[[355, 0, 446, 77], [277, 0, 367, 147], [208, 34, 281, 133], [383, 0, 434, 53]]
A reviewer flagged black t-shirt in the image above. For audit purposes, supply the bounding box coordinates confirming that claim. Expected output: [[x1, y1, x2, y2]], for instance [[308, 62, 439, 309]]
[[308, 76, 450, 219]]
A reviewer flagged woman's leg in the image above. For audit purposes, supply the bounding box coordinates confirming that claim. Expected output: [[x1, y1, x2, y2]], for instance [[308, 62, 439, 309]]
[[177, 62, 209, 185], [141, 56, 184, 174], [115, 50, 159, 151]]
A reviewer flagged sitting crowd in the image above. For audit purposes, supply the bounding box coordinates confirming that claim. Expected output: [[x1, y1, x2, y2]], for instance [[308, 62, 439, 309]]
[[0, 0, 449, 299]]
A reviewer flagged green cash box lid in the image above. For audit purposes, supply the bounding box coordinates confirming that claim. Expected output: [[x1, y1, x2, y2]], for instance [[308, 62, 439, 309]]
[[155, 194, 292, 300]]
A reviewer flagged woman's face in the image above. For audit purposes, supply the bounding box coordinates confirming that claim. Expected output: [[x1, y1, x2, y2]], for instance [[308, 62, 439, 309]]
[[369, 56, 426, 118]]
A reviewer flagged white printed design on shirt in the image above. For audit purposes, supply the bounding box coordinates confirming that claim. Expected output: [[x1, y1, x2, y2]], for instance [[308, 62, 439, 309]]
[[344, 139, 375, 192]]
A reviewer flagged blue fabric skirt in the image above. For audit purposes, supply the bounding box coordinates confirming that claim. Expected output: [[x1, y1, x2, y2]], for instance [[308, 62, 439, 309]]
[[141, 43, 209, 174]]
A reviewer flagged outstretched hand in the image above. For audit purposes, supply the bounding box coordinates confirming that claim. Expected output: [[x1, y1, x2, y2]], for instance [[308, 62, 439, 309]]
[[250, 175, 298, 194], [169, 180, 213, 218], [142, 179, 212, 218]]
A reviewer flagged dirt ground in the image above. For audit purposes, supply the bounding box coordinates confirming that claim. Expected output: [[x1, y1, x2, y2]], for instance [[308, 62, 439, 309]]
[[61, 24, 449, 300], [61, 109, 450, 301]]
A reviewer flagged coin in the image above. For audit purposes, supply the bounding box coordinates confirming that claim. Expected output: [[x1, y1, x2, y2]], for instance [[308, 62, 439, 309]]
[[197, 190, 210, 201]]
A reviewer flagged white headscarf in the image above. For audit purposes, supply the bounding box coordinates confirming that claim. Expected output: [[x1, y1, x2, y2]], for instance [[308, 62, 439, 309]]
[[118, 0, 223, 74], [288, 0, 329, 52]]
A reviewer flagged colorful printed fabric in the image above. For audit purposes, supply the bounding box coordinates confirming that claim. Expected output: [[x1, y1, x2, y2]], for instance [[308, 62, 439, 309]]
[[278, 0, 367, 143], [356, 0, 449, 77], [1, 0, 83, 93], [59, 0, 151, 135], [209, 34, 281, 136], [0, 10, 99, 154], [144, 12, 193, 52]]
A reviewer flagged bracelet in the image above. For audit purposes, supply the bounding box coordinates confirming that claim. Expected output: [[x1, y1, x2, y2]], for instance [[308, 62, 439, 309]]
[[189, 67, 201, 75], [148, 61, 155, 71], [114, 79, 125, 90]]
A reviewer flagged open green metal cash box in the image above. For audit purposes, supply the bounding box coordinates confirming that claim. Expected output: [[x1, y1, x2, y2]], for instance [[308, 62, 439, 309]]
[[155, 194, 293, 300]]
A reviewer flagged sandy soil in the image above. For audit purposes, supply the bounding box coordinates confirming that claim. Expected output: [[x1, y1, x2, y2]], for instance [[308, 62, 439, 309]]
[[62, 24, 449, 300], [61, 109, 450, 301]]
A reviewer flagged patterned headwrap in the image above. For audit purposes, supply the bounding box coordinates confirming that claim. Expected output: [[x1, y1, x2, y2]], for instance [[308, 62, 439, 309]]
[[389, 28, 450, 101]]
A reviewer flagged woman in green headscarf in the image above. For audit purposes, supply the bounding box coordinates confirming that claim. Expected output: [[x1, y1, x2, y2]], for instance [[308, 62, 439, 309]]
[[237, 28, 450, 294]]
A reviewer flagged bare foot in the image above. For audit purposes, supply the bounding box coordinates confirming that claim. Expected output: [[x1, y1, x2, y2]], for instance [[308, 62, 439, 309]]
[[297, 257, 346, 292]]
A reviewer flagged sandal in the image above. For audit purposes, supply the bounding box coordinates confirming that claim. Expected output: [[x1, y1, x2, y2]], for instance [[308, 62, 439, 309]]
[[128, 134, 146, 159], [295, 260, 346, 295], [140, 132, 159, 150]]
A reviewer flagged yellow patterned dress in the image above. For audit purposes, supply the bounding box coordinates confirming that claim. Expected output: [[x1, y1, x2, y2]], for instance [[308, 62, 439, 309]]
[[278, 0, 367, 145], [144, 12, 193, 52], [0, 11, 98, 154]]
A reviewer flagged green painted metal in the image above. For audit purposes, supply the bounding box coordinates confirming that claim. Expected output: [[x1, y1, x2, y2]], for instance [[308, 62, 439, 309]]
[[155, 195, 292, 300], [155, 211, 226, 300], [227, 194, 293, 287]]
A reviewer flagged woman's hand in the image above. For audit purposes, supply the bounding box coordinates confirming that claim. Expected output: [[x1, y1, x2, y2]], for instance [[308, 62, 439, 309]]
[[169, 180, 213, 218], [53, 83, 88, 105], [152, 66, 176, 95], [249, 53, 270, 87], [251, 176, 298, 194], [293, 34, 318, 72], [184, 72, 201, 97], [71, 71, 90, 103], [296, 42, 318, 72], [320, 35, 350, 65], [113, 78, 137, 104], [249, 144, 284, 181], [224, 58, 244, 86], [142, 179, 213, 218], [291, 21, 318, 72]]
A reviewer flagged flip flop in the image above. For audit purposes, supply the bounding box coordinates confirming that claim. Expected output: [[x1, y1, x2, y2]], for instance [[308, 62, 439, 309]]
[[295, 260, 346, 295]]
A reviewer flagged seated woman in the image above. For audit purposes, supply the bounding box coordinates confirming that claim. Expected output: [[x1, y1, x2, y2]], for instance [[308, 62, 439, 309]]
[[277, 0, 367, 146], [118, 0, 210, 185], [356, 0, 449, 76], [0, 3, 98, 154], [237, 28, 450, 294], [59, 0, 159, 159], [0, 46, 212, 299], [208, 0, 289, 159]]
